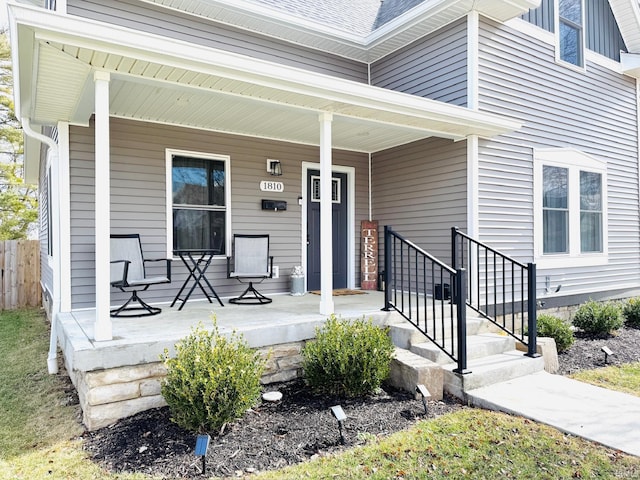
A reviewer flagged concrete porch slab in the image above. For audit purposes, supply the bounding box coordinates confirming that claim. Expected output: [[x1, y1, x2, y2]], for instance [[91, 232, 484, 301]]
[[56, 291, 394, 373]]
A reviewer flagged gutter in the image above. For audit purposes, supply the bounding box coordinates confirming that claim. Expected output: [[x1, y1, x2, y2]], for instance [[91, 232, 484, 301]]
[[21, 117, 60, 375]]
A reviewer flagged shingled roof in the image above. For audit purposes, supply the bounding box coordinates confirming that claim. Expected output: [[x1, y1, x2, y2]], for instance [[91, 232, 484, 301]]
[[248, 0, 426, 36]]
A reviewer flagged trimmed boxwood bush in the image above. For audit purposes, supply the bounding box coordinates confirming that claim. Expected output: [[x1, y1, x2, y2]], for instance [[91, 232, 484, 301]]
[[160, 321, 265, 433], [302, 315, 395, 398], [572, 300, 623, 337], [623, 297, 640, 328], [535, 314, 574, 353]]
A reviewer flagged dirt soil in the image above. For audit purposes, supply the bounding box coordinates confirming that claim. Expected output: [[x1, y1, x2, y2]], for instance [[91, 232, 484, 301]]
[[82, 327, 640, 479]]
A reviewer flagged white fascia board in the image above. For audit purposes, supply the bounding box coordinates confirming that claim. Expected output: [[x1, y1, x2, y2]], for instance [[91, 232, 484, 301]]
[[12, 3, 521, 138], [22, 133, 41, 185], [621, 52, 640, 79]]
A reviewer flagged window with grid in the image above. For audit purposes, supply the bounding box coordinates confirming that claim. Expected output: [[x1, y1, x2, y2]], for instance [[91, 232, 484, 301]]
[[558, 0, 583, 67]]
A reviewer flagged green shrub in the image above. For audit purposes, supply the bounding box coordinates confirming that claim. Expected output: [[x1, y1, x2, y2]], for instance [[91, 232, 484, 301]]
[[160, 321, 265, 433], [302, 315, 395, 398], [623, 297, 640, 328], [535, 314, 574, 353], [572, 300, 623, 337]]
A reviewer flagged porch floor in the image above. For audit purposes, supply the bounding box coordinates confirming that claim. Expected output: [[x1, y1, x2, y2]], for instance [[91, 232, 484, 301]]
[[57, 291, 396, 373]]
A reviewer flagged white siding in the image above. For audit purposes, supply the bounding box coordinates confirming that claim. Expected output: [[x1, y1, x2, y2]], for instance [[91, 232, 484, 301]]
[[478, 18, 640, 297]]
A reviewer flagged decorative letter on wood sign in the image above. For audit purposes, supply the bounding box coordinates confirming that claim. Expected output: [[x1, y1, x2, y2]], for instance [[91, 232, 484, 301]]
[[361, 220, 378, 290]]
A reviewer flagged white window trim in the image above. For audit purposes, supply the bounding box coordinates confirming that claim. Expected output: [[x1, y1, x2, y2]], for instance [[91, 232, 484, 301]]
[[554, 0, 587, 71], [44, 158, 53, 267], [165, 149, 232, 259], [534, 148, 608, 268], [505, 18, 623, 74]]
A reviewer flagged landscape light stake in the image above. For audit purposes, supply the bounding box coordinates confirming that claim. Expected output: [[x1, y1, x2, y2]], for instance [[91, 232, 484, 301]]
[[601, 346, 614, 364], [194, 434, 211, 475], [330, 405, 347, 445], [416, 384, 431, 415]]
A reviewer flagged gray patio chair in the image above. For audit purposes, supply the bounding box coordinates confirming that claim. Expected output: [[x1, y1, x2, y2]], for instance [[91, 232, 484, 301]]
[[227, 234, 273, 304], [110, 234, 171, 317]]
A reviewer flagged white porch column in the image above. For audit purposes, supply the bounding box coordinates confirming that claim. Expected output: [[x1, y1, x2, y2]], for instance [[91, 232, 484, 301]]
[[319, 112, 334, 315], [94, 71, 112, 341]]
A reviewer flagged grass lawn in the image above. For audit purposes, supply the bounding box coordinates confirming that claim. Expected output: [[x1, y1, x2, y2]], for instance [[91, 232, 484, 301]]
[[571, 362, 640, 398], [1, 309, 640, 480]]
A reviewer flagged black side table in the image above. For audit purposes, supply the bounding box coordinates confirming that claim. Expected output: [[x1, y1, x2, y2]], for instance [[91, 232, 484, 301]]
[[171, 249, 224, 310]]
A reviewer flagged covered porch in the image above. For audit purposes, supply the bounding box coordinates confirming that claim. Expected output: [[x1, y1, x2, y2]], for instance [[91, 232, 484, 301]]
[[10, 2, 520, 343]]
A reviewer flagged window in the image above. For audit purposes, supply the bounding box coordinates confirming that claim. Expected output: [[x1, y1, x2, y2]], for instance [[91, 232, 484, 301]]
[[42, 165, 53, 257], [534, 149, 607, 267], [167, 151, 230, 255], [542, 166, 568, 254], [580, 171, 602, 253], [557, 0, 584, 67], [310, 175, 341, 203]]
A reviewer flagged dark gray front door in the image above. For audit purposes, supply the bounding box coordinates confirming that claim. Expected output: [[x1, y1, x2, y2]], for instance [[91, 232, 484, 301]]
[[307, 170, 348, 291]]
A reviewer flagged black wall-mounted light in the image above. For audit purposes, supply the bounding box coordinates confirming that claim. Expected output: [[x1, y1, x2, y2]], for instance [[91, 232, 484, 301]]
[[267, 159, 282, 176]]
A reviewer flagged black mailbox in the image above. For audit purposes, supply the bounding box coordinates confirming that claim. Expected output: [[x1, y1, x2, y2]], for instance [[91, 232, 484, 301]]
[[262, 199, 287, 211]]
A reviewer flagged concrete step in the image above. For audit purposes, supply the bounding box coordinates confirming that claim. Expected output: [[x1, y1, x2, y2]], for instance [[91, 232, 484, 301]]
[[388, 317, 484, 350], [410, 333, 516, 364], [442, 350, 545, 400], [388, 347, 443, 401]]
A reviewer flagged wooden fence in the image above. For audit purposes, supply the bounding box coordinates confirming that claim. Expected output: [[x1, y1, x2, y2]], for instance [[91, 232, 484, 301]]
[[0, 240, 41, 310]]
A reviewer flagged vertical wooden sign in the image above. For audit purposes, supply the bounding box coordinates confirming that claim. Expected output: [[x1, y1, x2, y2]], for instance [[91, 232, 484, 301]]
[[361, 220, 378, 290]]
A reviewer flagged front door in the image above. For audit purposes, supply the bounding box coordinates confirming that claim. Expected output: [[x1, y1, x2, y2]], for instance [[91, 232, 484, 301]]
[[306, 170, 348, 291]]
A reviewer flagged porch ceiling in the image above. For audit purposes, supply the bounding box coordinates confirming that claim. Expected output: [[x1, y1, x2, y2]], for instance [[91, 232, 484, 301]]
[[11, 4, 522, 182]]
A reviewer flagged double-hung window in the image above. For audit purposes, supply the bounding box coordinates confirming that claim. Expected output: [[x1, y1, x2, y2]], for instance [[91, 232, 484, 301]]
[[535, 149, 607, 267], [166, 150, 230, 255], [557, 0, 584, 67]]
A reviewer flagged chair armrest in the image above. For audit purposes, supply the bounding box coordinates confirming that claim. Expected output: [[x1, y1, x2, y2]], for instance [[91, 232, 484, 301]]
[[143, 258, 172, 281], [110, 260, 130, 287]]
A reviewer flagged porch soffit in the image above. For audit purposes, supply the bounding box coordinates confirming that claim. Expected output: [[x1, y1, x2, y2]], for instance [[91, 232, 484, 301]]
[[12, 4, 522, 164], [143, 0, 541, 63], [609, 0, 640, 54]]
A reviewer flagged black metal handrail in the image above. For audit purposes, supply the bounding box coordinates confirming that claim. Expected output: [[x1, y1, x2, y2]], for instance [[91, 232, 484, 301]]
[[451, 227, 538, 357], [383, 226, 468, 373]]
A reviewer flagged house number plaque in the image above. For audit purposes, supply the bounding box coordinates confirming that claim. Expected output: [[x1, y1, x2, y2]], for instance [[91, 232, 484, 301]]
[[260, 181, 284, 192], [361, 220, 378, 290]]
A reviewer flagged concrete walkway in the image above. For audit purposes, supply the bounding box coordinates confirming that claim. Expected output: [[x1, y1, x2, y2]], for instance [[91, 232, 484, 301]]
[[466, 371, 640, 456]]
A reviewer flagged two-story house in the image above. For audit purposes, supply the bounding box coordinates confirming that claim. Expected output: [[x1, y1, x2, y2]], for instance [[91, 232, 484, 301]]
[[8, 0, 640, 428]]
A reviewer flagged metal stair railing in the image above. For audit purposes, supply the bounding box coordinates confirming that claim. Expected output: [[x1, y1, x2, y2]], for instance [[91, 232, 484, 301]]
[[451, 227, 538, 358], [383, 226, 469, 374]]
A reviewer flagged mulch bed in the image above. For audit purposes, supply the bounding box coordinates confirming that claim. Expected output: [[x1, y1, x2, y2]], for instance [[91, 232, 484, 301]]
[[82, 327, 640, 479], [557, 325, 640, 375], [83, 382, 463, 479]]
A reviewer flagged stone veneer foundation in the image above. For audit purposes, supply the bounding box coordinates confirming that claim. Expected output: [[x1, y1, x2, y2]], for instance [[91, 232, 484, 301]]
[[74, 341, 307, 430]]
